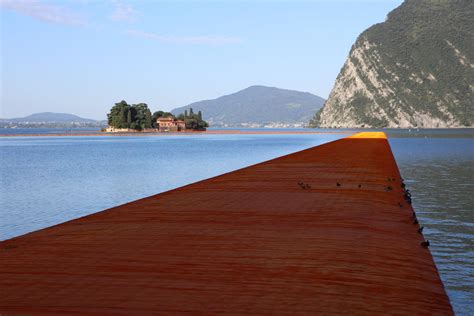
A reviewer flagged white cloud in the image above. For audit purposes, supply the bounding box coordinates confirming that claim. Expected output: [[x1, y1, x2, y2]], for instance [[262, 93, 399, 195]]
[[109, 0, 136, 23], [0, 0, 86, 26], [126, 29, 243, 45]]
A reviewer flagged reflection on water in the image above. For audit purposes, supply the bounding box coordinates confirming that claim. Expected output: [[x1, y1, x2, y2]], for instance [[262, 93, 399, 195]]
[[0, 129, 473, 314], [389, 134, 474, 315]]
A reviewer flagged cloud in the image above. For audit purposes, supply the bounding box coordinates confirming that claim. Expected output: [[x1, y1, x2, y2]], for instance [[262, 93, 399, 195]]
[[126, 29, 243, 45], [109, 0, 136, 23], [0, 0, 86, 26]]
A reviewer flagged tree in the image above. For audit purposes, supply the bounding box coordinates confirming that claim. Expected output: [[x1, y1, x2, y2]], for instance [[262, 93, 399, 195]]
[[132, 103, 152, 130], [107, 100, 130, 128], [145, 109, 152, 129], [127, 110, 132, 126], [177, 108, 209, 130]]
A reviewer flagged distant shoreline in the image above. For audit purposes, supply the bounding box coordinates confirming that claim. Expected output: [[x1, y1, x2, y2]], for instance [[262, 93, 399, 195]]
[[0, 130, 350, 137]]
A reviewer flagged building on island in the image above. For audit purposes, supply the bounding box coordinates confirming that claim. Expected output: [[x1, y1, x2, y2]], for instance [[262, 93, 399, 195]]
[[157, 117, 186, 132]]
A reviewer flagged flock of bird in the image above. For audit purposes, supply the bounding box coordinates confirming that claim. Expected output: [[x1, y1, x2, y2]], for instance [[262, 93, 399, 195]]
[[297, 176, 430, 248]]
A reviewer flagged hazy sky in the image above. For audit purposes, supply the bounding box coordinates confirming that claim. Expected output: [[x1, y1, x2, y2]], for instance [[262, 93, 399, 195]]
[[1, 0, 403, 119]]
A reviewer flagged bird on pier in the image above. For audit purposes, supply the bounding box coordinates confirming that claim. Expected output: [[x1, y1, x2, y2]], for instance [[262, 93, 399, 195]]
[[358, 184, 362, 188], [418, 226, 424, 234], [386, 185, 393, 192], [337, 182, 341, 187], [421, 240, 430, 248]]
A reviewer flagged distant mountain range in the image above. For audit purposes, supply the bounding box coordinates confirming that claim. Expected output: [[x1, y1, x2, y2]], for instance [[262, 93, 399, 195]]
[[172, 86, 325, 127], [0, 112, 106, 128], [310, 0, 474, 128]]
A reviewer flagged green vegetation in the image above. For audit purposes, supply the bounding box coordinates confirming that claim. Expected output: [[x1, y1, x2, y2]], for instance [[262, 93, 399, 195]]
[[310, 0, 474, 127], [171, 86, 325, 127], [107, 100, 153, 130], [176, 108, 209, 130], [107, 101, 208, 130]]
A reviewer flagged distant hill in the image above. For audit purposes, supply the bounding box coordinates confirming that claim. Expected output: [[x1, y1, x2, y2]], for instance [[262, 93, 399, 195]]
[[4, 112, 97, 123], [0, 112, 106, 128], [172, 86, 325, 127], [310, 0, 474, 128]]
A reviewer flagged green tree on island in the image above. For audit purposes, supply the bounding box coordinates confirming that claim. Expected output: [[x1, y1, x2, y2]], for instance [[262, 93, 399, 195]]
[[132, 103, 153, 129], [107, 100, 131, 129], [176, 107, 209, 130], [107, 101, 152, 130]]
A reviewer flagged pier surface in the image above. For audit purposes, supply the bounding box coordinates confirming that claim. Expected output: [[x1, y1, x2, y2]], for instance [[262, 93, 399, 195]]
[[0, 132, 452, 315]]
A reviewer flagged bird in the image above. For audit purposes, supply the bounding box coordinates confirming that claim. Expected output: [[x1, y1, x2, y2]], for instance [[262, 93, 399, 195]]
[[398, 202, 403, 208], [418, 226, 424, 234], [337, 182, 341, 187], [412, 211, 416, 218], [386, 186, 393, 191], [413, 218, 419, 225], [358, 184, 362, 188], [421, 240, 430, 248]]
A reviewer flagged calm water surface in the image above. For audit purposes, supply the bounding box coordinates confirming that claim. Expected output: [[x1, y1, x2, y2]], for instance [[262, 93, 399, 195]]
[[0, 129, 472, 314]]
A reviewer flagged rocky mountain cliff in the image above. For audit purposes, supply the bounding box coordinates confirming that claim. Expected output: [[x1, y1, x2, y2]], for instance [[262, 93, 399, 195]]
[[310, 0, 473, 128], [172, 86, 324, 127]]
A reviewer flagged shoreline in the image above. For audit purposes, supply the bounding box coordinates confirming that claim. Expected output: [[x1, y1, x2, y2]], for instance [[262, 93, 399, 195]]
[[1, 127, 472, 138], [0, 130, 351, 137]]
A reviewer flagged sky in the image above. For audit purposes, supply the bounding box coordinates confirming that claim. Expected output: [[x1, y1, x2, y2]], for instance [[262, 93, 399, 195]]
[[1, 0, 403, 120]]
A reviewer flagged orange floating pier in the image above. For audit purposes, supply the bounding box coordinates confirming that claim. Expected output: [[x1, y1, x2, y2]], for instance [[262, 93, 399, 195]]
[[0, 132, 452, 315]]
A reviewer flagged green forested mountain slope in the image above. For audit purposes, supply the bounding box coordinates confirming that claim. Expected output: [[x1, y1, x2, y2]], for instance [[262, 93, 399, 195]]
[[172, 86, 324, 127], [310, 0, 473, 128]]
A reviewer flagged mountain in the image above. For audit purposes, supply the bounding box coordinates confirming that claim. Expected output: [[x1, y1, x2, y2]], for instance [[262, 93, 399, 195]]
[[0, 112, 106, 128], [172, 86, 325, 127], [4, 112, 98, 123], [310, 0, 474, 128]]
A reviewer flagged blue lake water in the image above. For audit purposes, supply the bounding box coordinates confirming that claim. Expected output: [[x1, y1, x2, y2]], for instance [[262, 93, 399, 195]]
[[0, 129, 473, 314]]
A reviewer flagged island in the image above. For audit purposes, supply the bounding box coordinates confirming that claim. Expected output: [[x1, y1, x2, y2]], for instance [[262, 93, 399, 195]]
[[104, 100, 208, 132]]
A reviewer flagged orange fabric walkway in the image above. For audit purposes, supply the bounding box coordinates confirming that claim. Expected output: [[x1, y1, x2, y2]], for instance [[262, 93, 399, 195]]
[[0, 132, 452, 315]]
